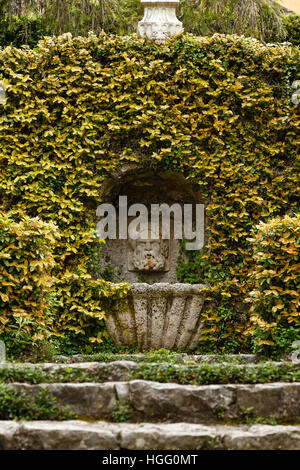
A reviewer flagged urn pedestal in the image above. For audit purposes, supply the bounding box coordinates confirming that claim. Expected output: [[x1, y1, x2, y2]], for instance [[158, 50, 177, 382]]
[[138, 0, 184, 42]]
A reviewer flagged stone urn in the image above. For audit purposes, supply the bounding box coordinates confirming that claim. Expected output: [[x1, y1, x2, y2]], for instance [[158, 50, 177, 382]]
[[105, 283, 206, 350], [138, 0, 184, 42]]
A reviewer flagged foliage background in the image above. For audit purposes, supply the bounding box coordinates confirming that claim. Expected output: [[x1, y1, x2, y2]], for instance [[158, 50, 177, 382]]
[[0, 0, 299, 48], [0, 33, 299, 354], [283, 13, 300, 46]]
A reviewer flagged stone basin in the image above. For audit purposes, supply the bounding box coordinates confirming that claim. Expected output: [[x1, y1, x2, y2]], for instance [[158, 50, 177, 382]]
[[105, 283, 207, 350]]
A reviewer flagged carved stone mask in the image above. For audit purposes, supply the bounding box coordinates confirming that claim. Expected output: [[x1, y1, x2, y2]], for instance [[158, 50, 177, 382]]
[[132, 239, 167, 271], [128, 224, 169, 273]]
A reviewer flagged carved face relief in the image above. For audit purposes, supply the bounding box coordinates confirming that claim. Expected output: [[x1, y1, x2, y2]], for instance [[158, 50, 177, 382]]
[[128, 238, 169, 272]]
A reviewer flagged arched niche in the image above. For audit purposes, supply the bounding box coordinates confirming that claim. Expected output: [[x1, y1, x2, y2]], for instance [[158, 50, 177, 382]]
[[96, 166, 205, 283]]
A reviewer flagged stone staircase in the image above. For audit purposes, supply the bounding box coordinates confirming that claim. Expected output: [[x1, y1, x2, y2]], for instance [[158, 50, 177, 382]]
[[0, 355, 299, 450]]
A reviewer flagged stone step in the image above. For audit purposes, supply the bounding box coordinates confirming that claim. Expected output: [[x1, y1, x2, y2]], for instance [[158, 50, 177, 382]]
[[1, 361, 138, 382], [1, 360, 298, 385], [0, 420, 299, 450], [8, 380, 300, 423], [54, 353, 292, 364]]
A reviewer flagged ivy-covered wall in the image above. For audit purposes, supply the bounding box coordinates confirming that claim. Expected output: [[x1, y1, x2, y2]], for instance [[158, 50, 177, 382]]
[[0, 33, 299, 354]]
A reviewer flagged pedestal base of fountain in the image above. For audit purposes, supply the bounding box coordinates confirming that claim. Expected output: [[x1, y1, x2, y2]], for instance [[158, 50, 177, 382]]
[[105, 283, 207, 350]]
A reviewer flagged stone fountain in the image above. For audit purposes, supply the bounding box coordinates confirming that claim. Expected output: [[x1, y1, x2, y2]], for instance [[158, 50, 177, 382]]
[[97, 168, 207, 350]]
